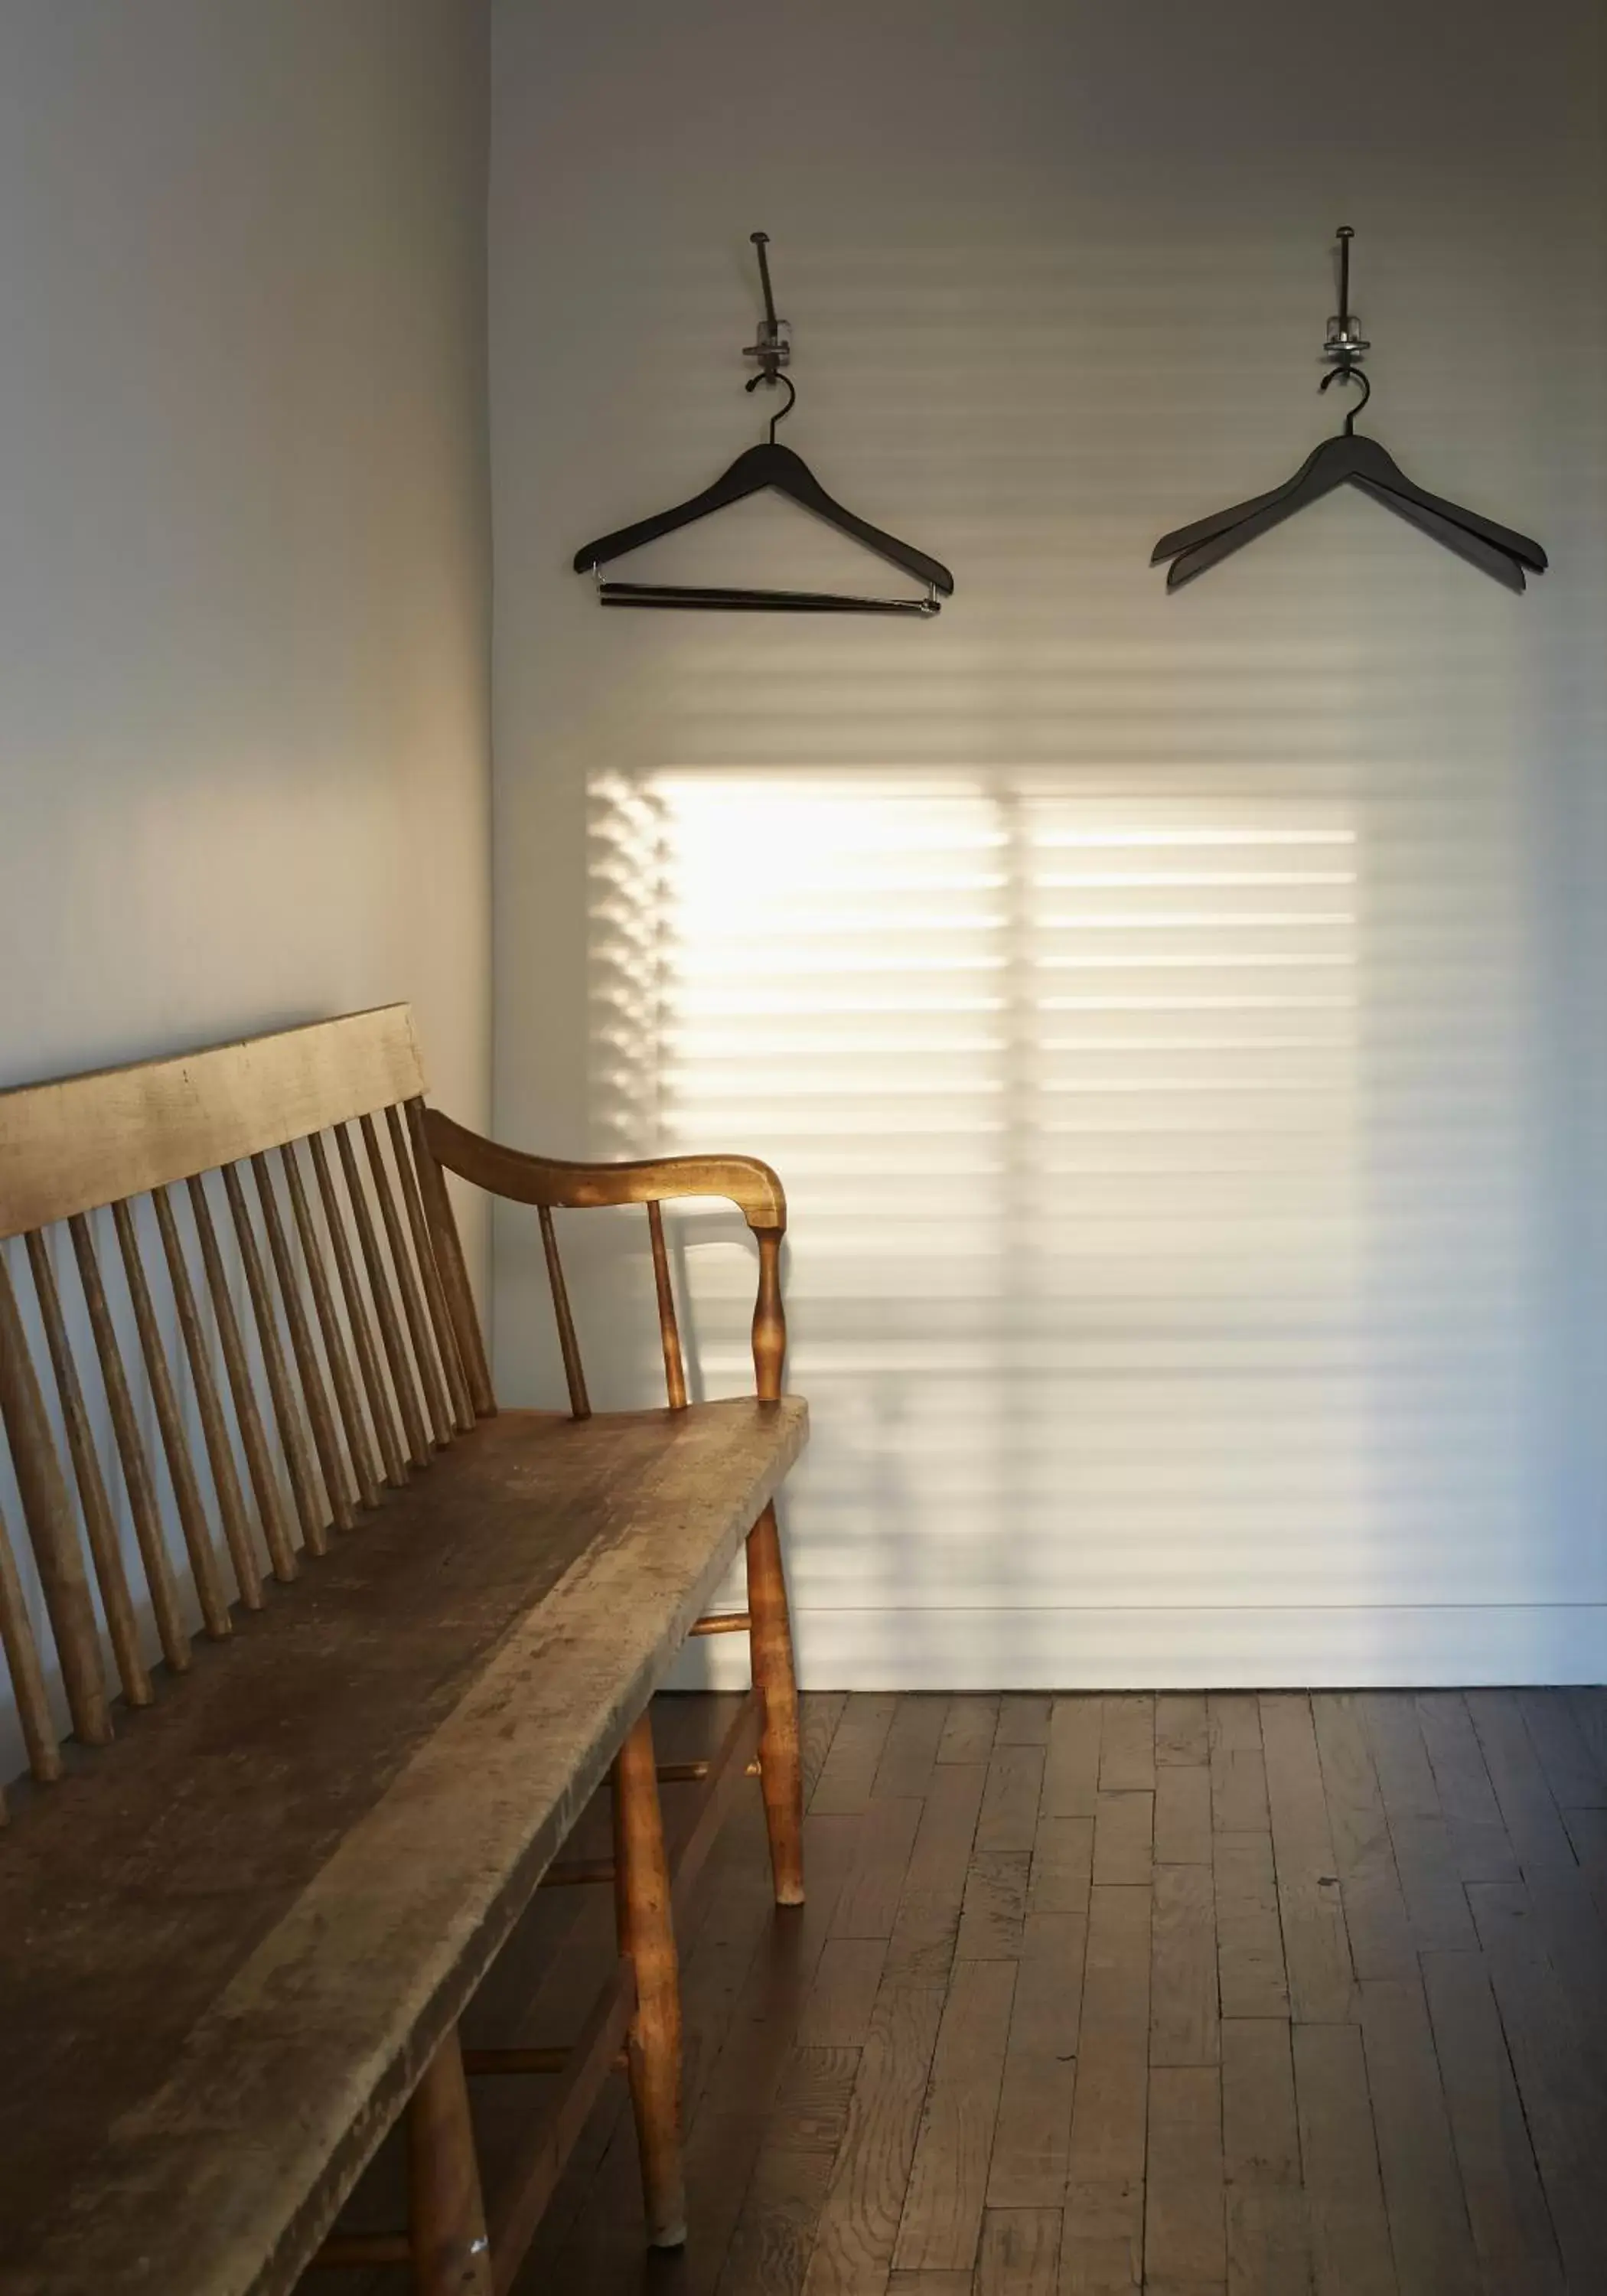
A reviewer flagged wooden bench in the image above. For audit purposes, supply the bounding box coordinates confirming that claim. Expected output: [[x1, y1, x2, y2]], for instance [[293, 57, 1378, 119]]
[[0, 1005, 807, 2296]]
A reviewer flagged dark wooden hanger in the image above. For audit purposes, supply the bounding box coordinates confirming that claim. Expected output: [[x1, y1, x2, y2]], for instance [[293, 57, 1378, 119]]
[[573, 234, 954, 615], [573, 394, 953, 612], [1152, 230, 1547, 595]]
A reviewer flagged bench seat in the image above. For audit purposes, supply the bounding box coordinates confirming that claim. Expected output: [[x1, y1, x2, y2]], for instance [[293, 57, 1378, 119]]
[[0, 1394, 806, 2296], [1, 1007, 810, 2290]]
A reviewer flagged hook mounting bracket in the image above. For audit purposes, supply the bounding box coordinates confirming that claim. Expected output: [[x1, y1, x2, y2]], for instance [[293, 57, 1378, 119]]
[[742, 230, 792, 384], [1322, 223, 1371, 375]]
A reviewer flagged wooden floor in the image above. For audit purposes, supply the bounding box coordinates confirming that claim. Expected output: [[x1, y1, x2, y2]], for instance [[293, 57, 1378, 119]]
[[328, 1688, 1607, 2294]]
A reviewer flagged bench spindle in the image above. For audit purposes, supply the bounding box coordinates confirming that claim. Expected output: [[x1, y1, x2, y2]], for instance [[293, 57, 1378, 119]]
[[0, 1247, 115, 1740], [152, 1188, 265, 1612], [222, 1160, 331, 1554], [308, 1130, 410, 1488], [185, 1174, 300, 1583], [336, 1121, 433, 1468], [110, 1197, 233, 1640], [386, 1103, 474, 1436], [646, 1202, 688, 1411], [67, 1211, 192, 1668], [250, 1153, 357, 1532], [405, 1097, 496, 1420], [278, 1142, 381, 1511], [22, 1229, 152, 1707], [538, 1204, 591, 1420], [361, 1112, 454, 1449], [0, 1490, 64, 1790]]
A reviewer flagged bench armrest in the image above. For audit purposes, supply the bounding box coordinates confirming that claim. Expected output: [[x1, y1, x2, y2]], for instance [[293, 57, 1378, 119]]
[[419, 1107, 787, 1404], [421, 1108, 786, 1234]]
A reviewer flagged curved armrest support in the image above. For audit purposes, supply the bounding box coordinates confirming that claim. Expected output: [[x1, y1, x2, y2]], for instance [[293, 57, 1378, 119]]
[[422, 1108, 786, 1234], [421, 1108, 788, 1400]]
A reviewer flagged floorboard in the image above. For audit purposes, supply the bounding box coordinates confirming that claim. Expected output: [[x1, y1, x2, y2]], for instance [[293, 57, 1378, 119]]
[[1094, 1791, 1154, 1887], [1156, 1695, 1209, 1770], [1208, 1694, 1270, 1835], [1153, 1766, 1211, 1869], [892, 1957, 1016, 2272], [716, 2045, 861, 2296], [1221, 2017, 1310, 2296], [986, 1783, 1090, 2210], [976, 2206, 1061, 2294], [1467, 1875, 1607, 2288], [1144, 2065, 1224, 2292], [937, 1694, 999, 1767], [1260, 1695, 1358, 2026], [1042, 1696, 1102, 1818], [985, 1916, 1082, 2207], [1149, 1864, 1217, 2069], [1358, 1975, 1478, 2295], [1416, 1691, 1522, 1883], [1292, 2020, 1397, 2296], [883, 1759, 988, 1986], [810, 1693, 900, 1817], [1062, 1881, 1151, 2294], [805, 1978, 949, 2293], [1466, 1691, 1579, 1875], [1100, 1696, 1157, 1794], [313, 1688, 1607, 2296], [874, 1697, 951, 1804], [1419, 1946, 1563, 2296]]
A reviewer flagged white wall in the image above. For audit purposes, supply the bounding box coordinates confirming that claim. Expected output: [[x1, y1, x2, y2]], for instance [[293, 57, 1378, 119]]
[[0, 1, 492, 1136], [0, 2, 493, 1776], [491, 0, 1607, 1687]]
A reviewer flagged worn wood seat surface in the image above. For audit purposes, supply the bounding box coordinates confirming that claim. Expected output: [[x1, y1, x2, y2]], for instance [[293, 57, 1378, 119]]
[[0, 1006, 808, 2296], [0, 1398, 803, 2296]]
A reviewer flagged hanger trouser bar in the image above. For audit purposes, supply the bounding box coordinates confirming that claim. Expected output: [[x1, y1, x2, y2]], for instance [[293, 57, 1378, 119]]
[[596, 580, 940, 616]]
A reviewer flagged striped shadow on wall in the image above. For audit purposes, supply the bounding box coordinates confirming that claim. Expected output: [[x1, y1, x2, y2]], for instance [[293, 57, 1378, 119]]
[[576, 765, 1598, 1688]]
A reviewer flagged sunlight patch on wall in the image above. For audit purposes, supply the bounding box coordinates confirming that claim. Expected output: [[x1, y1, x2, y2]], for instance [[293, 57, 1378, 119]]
[[588, 768, 1374, 1621]]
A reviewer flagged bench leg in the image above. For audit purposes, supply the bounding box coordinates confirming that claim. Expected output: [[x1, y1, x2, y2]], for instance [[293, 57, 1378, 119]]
[[613, 1708, 687, 2248], [746, 1500, 805, 1906], [408, 2027, 493, 2296]]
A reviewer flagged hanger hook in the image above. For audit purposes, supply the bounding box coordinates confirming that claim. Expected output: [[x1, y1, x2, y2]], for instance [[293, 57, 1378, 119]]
[[1319, 360, 1371, 435], [749, 368, 797, 441]]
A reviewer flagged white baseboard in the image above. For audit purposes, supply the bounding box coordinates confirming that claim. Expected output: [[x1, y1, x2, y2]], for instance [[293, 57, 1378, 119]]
[[668, 1605, 1607, 1691]]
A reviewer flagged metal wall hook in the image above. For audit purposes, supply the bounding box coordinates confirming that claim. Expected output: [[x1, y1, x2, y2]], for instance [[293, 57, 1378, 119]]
[[1323, 223, 1371, 375], [742, 230, 791, 384]]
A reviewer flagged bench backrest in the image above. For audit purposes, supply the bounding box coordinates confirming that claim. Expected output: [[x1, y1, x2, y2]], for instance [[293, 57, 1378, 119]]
[[0, 1006, 491, 1812]]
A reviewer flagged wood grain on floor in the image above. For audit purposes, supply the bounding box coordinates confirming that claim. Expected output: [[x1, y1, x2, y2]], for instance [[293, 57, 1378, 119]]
[[305, 1688, 1607, 2295]]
